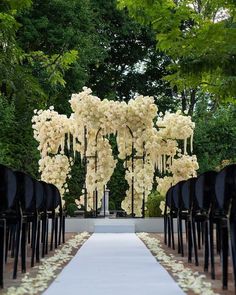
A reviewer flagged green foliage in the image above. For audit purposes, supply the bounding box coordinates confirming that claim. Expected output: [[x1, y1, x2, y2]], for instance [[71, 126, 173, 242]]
[[193, 95, 236, 173], [105, 135, 129, 209], [118, 0, 236, 101], [66, 203, 78, 217], [146, 191, 164, 217], [109, 199, 116, 211], [88, 0, 175, 109]]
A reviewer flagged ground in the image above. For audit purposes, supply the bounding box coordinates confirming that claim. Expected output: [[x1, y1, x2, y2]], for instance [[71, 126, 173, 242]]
[[148, 233, 234, 295], [0, 232, 234, 295]]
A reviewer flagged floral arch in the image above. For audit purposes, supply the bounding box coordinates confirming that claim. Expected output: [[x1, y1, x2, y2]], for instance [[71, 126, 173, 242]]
[[32, 87, 199, 217]]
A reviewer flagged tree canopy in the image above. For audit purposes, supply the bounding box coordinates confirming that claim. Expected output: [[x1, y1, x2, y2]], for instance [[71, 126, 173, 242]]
[[118, 0, 236, 101]]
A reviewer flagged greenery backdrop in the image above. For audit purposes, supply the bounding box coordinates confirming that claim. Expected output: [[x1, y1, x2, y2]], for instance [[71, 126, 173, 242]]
[[0, 0, 235, 215]]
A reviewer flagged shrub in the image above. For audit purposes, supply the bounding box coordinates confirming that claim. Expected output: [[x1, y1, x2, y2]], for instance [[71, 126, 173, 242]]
[[66, 203, 78, 217], [146, 191, 165, 217]]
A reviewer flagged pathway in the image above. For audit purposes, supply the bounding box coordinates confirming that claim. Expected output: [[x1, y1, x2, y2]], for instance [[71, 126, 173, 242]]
[[44, 233, 185, 295]]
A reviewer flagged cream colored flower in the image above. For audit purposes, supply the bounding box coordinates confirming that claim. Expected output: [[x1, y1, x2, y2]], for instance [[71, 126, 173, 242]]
[[32, 87, 198, 216]]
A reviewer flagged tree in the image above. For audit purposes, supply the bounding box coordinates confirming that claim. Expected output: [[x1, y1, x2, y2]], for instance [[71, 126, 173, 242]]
[[193, 96, 236, 172], [0, 0, 78, 176], [118, 0, 236, 101], [89, 0, 176, 112], [17, 0, 107, 114]]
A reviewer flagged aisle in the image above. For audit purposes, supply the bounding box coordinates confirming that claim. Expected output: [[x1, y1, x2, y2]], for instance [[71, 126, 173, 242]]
[[44, 233, 185, 295]]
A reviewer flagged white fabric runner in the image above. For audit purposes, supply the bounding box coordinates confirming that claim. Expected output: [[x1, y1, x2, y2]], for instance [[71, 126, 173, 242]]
[[44, 233, 185, 295]]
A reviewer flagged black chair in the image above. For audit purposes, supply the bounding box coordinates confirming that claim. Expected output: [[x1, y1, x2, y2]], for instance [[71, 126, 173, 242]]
[[40, 181, 53, 257], [215, 164, 236, 289], [172, 180, 186, 257], [51, 185, 65, 246], [48, 184, 66, 250], [0, 164, 17, 286], [40, 182, 64, 256], [48, 184, 59, 251], [31, 179, 45, 267], [164, 186, 176, 250], [195, 171, 218, 278], [181, 177, 199, 265], [14, 171, 35, 275]]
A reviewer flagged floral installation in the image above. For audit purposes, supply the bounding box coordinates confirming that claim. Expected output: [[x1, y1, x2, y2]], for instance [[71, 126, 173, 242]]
[[156, 154, 199, 199], [32, 87, 198, 216], [39, 154, 73, 197], [4, 232, 89, 295], [137, 233, 219, 295]]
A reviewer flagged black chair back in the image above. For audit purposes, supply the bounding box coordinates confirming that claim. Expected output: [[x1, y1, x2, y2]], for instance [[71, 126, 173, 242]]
[[53, 185, 61, 209], [181, 178, 197, 210], [0, 164, 17, 210], [166, 186, 174, 211], [172, 181, 185, 210], [43, 183, 54, 211], [195, 171, 217, 210], [215, 164, 236, 214], [15, 171, 34, 211], [34, 180, 45, 210]]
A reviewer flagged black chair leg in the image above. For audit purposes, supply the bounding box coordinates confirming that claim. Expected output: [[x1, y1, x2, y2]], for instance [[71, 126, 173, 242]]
[[13, 219, 22, 279], [202, 221, 205, 247], [170, 216, 175, 250], [187, 220, 192, 263], [31, 216, 38, 267], [197, 221, 201, 250], [230, 219, 236, 291], [50, 216, 55, 251], [45, 217, 48, 255], [177, 215, 181, 254], [191, 218, 199, 266], [55, 216, 58, 249], [0, 219, 6, 289], [185, 219, 188, 244], [221, 224, 228, 289], [42, 216, 48, 257], [164, 215, 167, 245], [10, 225, 16, 258], [204, 220, 209, 272], [36, 220, 41, 263], [5, 227, 9, 263], [21, 222, 27, 273], [58, 214, 62, 246], [28, 222, 31, 245], [216, 221, 221, 255], [167, 216, 171, 247], [62, 215, 65, 244], [209, 219, 215, 279], [179, 217, 184, 257], [42, 216, 46, 258]]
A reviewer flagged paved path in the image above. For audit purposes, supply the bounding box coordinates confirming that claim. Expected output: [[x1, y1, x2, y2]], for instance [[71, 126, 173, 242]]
[[44, 233, 185, 295]]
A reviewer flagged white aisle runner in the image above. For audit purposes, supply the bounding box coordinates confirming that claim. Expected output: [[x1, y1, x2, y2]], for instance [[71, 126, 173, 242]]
[[44, 233, 185, 295]]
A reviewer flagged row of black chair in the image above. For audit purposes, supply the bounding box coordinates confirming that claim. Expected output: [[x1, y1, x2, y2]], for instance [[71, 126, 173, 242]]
[[164, 164, 236, 290], [0, 164, 65, 288]]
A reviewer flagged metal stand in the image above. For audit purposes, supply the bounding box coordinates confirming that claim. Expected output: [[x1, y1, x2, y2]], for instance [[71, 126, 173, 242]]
[[83, 126, 102, 217], [125, 126, 146, 218], [82, 125, 146, 218]]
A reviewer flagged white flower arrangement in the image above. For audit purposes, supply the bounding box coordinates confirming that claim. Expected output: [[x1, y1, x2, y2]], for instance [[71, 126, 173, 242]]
[[39, 155, 73, 197], [32, 87, 198, 215], [137, 233, 219, 295], [4, 232, 89, 295]]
